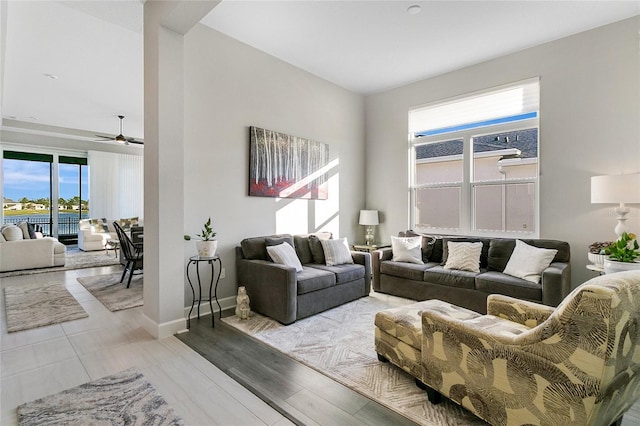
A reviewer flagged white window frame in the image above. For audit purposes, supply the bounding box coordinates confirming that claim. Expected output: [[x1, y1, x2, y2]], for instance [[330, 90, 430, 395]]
[[409, 82, 540, 238]]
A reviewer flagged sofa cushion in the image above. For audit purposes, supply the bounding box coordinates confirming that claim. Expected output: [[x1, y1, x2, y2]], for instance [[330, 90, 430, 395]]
[[488, 238, 571, 272], [503, 240, 557, 283], [443, 241, 482, 272], [321, 238, 354, 266], [475, 271, 542, 301], [297, 266, 336, 294], [423, 265, 478, 289], [17, 222, 31, 239], [241, 234, 292, 261], [0, 232, 5, 243], [309, 233, 332, 264], [400, 231, 436, 262], [266, 235, 295, 249], [2, 224, 23, 241], [441, 237, 490, 268], [308, 263, 364, 284], [391, 236, 423, 264], [266, 242, 303, 272], [381, 260, 435, 281], [294, 235, 314, 264]]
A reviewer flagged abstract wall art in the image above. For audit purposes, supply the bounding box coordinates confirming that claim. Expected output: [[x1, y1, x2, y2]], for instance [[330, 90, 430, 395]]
[[249, 126, 329, 199]]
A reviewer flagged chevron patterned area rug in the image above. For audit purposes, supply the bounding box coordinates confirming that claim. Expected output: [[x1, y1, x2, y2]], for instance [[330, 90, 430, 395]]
[[17, 368, 183, 425], [3, 282, 88, 333], [222, 292, 487, 425]]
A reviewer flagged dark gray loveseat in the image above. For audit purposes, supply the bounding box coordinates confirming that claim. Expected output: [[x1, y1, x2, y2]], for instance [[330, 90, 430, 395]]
[[236, 233, 371, 324], [372, 234, 571, 313]]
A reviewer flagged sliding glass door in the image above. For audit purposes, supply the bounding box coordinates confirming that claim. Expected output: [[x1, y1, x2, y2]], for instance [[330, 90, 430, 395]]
[[2, 151, 88, 242]]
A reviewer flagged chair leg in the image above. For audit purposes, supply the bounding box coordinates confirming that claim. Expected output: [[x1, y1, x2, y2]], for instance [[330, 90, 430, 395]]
[[120, 261, 130, 283], [609, 415, 623, 426], [424, 386, 442, 405], [377, 353, 389, 363], [127, 265, 134, 288]]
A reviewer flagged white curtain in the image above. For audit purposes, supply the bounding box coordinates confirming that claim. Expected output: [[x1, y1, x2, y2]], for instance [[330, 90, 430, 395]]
[[88, 151, 143, 220]]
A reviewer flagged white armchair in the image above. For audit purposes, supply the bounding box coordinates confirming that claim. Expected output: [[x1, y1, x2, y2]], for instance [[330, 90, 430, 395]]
[[78, 219, 117, 251]]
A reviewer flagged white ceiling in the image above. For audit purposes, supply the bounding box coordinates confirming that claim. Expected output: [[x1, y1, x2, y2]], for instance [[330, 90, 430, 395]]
[[1, 0, 638, 140]]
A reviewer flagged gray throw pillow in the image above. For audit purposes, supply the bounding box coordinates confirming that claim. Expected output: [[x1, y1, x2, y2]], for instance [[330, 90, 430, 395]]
[[308, 235, 330, 264], [294, 235, 314, 264], [487, 239, 516, 272]]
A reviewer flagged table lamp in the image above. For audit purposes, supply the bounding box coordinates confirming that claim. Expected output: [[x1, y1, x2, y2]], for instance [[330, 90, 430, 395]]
[[359, 210, 379, 246], [591, 173, 640, 238]]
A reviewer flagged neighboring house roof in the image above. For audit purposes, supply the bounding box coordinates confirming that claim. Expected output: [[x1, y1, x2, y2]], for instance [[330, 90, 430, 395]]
[[3, 197, 17, 203], [416, 128, 538, 160]]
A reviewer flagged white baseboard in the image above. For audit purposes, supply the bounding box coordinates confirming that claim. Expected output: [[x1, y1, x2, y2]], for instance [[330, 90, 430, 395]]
[[183, 295, 236, 319], [141, 295, 236, 339]]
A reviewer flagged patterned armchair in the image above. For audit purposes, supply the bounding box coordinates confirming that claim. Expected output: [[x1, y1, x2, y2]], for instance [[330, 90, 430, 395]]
[[420, 270, 640, 426]]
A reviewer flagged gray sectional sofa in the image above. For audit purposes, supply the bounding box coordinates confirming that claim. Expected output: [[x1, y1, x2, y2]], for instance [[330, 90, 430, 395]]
[[236, 233, 371, 324], [372, 233, 571, 313]]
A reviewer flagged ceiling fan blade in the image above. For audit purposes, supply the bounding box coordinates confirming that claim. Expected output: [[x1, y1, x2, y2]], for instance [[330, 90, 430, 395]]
[[128, 139, 144, 145], [95, 135, 114, 141]]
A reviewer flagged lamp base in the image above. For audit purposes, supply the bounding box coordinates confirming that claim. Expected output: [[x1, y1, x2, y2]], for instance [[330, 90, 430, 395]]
[[365, 226, 375, 246], [614, 205, 631, 239]]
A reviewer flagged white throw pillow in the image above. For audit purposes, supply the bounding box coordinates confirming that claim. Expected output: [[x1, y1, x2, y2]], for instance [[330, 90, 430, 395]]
[[321, 238, 354, 266], [17, 222, 31, 239], [266, 242, 303, 272], [2, 224, 23, 241], [503, 240, 558, 283], [443, 241, 482, 272], [391, 236, 424, 264]]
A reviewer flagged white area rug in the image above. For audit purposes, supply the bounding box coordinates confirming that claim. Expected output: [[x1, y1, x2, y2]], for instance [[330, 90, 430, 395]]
[[223, 292, 487, 425], [17, 367, 183, 425], [3, 282, 88, 333], [77, 273, 143, 312]]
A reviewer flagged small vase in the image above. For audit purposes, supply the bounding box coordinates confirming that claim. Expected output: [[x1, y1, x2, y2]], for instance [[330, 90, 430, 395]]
[[603, 258, 640, 275], [196, 240, 218, 257]]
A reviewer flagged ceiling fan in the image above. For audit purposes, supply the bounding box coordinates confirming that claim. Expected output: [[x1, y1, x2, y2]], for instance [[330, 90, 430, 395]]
[[95, 115, 143, 145]]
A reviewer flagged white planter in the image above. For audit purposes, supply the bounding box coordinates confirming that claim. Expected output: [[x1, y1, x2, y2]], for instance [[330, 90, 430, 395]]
[[587, 252, 607, 267], [603, 258, 640, 275], [196, 240, 218, 257]]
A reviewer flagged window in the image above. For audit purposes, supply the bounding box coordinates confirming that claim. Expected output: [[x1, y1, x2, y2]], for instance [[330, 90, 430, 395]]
[[2, 150, 88, 240], [409, 78, 540, 237]]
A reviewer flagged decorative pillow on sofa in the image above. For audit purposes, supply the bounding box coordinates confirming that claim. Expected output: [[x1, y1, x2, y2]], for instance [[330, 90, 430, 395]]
[[391, 236, 424, 264], [2, 224, 23, 241], [321, 238, 354, 266], [503, 240, 558, 283], [89, 218, 109, 233], [266, 242, 303, 272], [17, 222, 31, 239], [400, 231, 436, 262], [309, 233, 332, 264], [443, 241, 482, 272], [119, 217, 139, 232]]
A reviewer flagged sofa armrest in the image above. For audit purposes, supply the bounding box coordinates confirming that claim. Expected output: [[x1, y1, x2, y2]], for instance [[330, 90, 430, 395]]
[[541, 262, 571, 307], [371, 247, 393, 292], [350, 251, 371, 293], [487, 294, 555, 327], [236, 247, 298, 324]]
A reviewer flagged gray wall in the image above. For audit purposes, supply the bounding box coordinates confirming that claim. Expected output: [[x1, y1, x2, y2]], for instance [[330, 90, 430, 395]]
[[183, 25, 365, 303], [365, 16, 640, 288]]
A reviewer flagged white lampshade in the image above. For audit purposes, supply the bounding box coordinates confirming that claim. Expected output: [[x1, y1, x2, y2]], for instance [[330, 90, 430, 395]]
[[359, 210, 379, 226], [591, 173, 640, 204]]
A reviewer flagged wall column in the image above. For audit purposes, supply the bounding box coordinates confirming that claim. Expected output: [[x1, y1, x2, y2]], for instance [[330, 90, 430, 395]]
[[142, 0, 218, 338]]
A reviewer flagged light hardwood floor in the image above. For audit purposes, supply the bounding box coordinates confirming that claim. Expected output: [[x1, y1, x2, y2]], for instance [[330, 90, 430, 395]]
[[3, 264, 640, 426], [0, 265, 293, 426]]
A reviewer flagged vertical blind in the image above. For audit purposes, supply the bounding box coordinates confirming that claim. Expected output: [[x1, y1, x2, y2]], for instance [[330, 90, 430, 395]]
[[88, 151, 143, 220]]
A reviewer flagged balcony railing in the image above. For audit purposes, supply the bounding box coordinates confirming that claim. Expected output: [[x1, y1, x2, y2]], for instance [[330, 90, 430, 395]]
[[2, 215, 86, 237]]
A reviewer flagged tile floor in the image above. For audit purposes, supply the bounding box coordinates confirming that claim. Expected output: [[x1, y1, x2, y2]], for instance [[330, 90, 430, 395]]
[[0, 265, 293, 426]]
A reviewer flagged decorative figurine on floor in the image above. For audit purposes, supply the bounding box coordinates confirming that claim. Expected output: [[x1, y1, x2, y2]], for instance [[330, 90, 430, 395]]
[[235, 286, 251, 320]]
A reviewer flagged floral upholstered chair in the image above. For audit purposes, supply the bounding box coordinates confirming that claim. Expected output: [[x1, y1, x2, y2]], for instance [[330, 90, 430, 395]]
[[419, 270, 640, 426]]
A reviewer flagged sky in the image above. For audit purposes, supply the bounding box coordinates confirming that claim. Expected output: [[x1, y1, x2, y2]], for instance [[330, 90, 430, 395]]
[[2, 159, 89, 202]]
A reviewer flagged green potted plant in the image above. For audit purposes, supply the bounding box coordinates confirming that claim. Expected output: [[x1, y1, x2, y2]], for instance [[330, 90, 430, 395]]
[[184, 217, 218, 257], [603, 232, 640, 274]]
